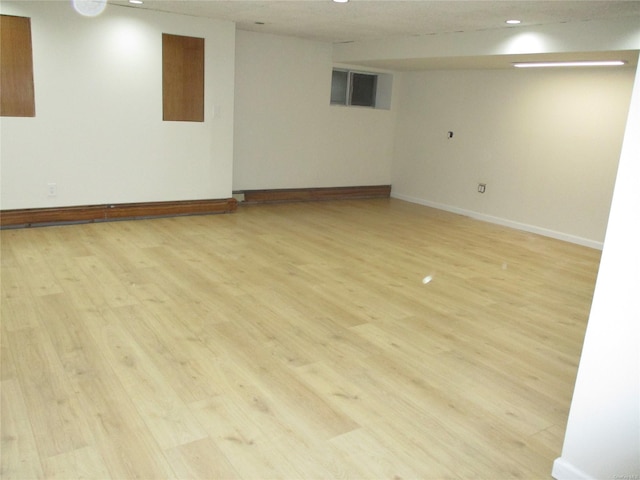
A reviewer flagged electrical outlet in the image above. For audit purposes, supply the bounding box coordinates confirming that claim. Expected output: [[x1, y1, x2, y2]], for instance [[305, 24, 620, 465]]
[[47, 183, 57, 197], [478, 183, 486, 194]]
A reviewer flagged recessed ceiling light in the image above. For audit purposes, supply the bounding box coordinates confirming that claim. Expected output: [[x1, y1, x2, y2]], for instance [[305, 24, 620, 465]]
[[129, 0, 143, 4], [506, 19, 521, 25], [333, 0, 349, 3], [513, 60, 627, 68]]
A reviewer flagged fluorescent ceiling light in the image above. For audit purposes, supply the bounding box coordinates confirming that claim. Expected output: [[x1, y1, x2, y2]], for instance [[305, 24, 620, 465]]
[[513, 60, 627, 68], [505, 19, 521, 25], [129, 0, 143, 4], [333, 0, 349, 3]]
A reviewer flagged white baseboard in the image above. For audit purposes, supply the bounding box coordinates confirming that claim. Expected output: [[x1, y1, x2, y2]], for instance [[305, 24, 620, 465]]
[[390, 193, 604, 250], [552, 457, 596, 480]]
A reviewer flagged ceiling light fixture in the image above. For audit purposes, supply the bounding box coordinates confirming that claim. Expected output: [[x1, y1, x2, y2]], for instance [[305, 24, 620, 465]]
[[129, 0, 143, 4], [505, 19, 521, 25], [513, 60, 627, 68], [73, 0, 107, 16], [333, 0, 349, 3]]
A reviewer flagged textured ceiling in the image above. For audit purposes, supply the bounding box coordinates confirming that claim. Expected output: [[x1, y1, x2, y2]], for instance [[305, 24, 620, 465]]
[[110, 0, 640, 44]]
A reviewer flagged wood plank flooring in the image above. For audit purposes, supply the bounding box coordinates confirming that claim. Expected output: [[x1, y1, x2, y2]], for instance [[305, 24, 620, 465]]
[[0, 199, 601, 479]]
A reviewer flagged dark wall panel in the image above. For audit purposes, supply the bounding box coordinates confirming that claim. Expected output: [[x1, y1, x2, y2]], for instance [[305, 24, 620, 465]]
[[162, 33, 204, 122], [1, 15, 36, 117]]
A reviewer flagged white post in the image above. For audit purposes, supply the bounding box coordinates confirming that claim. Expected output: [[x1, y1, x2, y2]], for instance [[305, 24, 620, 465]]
[[552, 62, 640, 479]]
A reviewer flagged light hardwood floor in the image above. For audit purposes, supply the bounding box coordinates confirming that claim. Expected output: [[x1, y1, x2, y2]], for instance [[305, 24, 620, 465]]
[[1, 199, 601, 479]]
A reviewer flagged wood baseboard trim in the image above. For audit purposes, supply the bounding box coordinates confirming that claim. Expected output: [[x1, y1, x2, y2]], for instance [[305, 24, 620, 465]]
[[0, 198, 238, 228], [240, 185, 391, 204]]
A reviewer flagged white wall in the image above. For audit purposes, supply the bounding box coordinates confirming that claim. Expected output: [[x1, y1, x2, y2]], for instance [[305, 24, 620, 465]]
[[233, 30, 395, 191], [391, 67, 635, 247], [0, 1, 235, 209], [552, 61, 640, 480]]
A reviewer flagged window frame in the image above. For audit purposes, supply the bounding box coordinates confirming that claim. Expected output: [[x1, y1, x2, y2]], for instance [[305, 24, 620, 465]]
[[330, 68, 378, 108]]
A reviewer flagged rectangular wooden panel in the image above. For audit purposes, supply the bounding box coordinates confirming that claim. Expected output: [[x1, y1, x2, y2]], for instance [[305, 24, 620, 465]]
[[241, 185, 392, 204], [105, 198, 237, 219], [162, 33, 204, 122], [0, 15, 36, 117], [0, 199, 237, 228]]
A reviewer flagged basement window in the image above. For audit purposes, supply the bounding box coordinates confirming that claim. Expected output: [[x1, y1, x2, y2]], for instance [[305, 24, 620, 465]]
[[330, 68, 392, 110]]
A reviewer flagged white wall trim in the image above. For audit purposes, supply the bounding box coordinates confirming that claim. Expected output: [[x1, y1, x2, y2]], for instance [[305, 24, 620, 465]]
[[552, 457, 597, 480], [391, 193, 604, 250]]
